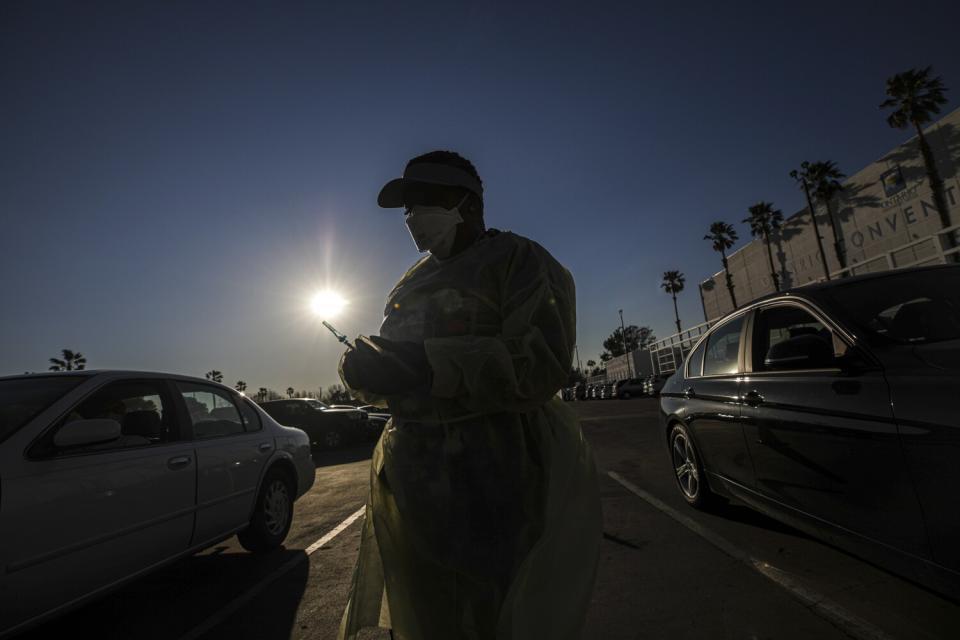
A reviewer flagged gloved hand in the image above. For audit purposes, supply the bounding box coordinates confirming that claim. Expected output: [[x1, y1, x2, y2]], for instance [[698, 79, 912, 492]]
[[340, 335, 431, 395]]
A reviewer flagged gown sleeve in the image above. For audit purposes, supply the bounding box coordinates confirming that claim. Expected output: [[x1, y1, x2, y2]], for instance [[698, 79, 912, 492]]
[[423, 237, 576, 414]]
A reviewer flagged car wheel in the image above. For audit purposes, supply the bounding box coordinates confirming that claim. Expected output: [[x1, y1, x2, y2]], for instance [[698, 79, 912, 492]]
[[238, 468, 294, 553], [620, 391, 631, 399], [323, 429, 343, 449], [669, 424, 720, 510]]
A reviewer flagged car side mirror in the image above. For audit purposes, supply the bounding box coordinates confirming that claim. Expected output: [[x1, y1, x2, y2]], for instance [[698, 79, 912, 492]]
[[764, 334, 835, 370], [54, 418, 122, 448]]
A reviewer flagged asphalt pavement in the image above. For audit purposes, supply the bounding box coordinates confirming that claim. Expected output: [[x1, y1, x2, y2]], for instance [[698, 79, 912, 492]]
[[19, 399, 960, 639]]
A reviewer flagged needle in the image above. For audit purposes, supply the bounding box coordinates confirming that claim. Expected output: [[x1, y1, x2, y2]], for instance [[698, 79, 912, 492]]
[[322, 321, 355, 349]]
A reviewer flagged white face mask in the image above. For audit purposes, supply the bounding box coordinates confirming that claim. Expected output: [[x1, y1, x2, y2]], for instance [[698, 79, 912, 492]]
[[404, 193, 468, 259]]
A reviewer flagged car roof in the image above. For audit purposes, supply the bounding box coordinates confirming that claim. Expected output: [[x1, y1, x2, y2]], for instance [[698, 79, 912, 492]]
[[0, 369, 238, 390], [761, 263, 960, 301]]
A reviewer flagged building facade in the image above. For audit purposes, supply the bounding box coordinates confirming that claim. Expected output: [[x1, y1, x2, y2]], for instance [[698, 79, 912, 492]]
[[700, 107, 960, 321]]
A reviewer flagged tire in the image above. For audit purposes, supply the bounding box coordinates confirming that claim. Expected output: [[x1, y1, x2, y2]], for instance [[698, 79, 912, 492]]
[[669, 423, 721, 511], [620, 391, 631, 399], [238, 468, 294, 553]]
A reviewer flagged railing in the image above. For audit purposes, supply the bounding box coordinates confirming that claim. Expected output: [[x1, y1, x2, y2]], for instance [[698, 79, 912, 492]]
[[647, 321, 714, 375], [815, 223, 960, 282]]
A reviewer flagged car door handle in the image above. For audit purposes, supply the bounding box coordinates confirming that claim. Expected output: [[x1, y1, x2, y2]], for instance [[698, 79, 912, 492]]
[[683, 387, 695, 399], [744, 390, 764, 407], [258, 442, 273, 452], [167, 455, 192, 470]]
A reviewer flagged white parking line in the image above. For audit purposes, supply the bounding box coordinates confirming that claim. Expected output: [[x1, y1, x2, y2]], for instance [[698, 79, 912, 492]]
[[607, 471, 896, 640], [177, 505, 366, 640]]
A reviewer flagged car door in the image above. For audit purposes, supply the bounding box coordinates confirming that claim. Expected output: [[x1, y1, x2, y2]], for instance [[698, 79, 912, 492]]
[[174, 381, 273, 546], [682, 312, 754, 489], [739, 301, 929, 558], [0, 378, 196, 634]]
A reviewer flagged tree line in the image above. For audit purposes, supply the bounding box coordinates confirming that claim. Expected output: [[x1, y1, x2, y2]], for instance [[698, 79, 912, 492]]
[[580, 66, 951, 381], [42, 351, 352, 404], [698, 66, 951, 313]]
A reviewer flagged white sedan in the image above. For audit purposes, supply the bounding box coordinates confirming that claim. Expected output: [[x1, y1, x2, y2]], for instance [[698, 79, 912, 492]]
[[0, 370, 316, 636]]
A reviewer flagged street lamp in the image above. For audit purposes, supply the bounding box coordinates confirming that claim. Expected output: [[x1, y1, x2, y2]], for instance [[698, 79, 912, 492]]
[[619, 309, 634, 378]]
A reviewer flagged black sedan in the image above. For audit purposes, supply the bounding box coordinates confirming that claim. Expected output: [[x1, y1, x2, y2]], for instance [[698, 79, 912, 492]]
[[259, 399, 370, 448], [659, 264, 960, 599]]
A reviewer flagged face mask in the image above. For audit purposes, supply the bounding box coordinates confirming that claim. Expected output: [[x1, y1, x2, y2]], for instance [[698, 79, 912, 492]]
[[404, 193, 468, 259]]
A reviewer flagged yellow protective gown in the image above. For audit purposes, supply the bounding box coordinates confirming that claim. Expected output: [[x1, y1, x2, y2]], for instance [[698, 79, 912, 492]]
[[338, 230, 601, 640]]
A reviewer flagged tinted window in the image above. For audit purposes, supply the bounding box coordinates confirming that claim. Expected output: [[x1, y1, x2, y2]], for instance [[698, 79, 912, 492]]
[[285, 401, 309, 416], [36, 379, 174, 456], [702, 316, 744, 376], [821, 269, 960, 345], [177, 382, 244, 438], [240, 399, 262, 431], [0, 376, 85, 442], [754, 305, 841, 371]]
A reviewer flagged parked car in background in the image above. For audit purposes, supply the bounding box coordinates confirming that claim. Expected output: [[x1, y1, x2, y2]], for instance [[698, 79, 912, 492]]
[[643, 374, 670, 397], [358, 404, 390, 435], [659, 264, 960, 600], [615, 378, 647, 399], [0, 370, 315, 637], [601, 382, 617, 399], [587, 385, 600, 400], [259, 399, 370, 448]]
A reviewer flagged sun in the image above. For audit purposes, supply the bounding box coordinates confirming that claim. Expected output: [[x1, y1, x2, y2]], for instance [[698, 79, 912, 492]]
[[310, 290, 348, 318]]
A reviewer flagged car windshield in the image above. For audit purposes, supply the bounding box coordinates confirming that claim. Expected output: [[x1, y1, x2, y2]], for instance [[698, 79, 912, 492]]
[[820, 269, 960, 345], [307, 400, 328, 410], [0, 376, 86, 442]]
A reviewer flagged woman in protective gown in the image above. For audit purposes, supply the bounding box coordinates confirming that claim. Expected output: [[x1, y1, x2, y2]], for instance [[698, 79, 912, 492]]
[[338, 153, 601, 640]]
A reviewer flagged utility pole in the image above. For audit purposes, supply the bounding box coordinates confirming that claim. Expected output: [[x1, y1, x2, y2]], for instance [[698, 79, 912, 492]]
[[619, 309, 634, 378], [574, 344, 583, 377]]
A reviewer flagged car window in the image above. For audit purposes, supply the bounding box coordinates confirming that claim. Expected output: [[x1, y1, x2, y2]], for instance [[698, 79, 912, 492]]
[[240, 398, 262, 431], [702, 315, 744, 376], [176, 382, 244, 439], [0, 376, 86, 443], [286, 401, 308, 416], [38, 379, 175, 456], [686, 338, 707, 377], [754, 305, 842, 371]]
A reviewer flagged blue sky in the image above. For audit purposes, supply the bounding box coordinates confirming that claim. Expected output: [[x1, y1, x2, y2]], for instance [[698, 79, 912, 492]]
[[3, 1, 960, 392]]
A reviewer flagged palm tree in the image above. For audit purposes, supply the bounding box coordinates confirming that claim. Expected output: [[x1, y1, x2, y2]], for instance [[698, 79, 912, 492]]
[[660, 271, 685, 334], [286, 387, 295, 398], [48, 349, 86, 371], [205, 370, 223, 383], [808, 161, 847, 271], [704, 221, 739, 309], [235, 380, 247, 393], [257, 387, 268, 401], [744, 202, 785, 292], [880, 66, 952, 231], [790, 162, 832, 280]]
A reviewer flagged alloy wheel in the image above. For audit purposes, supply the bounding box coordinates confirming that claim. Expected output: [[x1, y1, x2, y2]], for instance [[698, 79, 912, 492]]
[[324, 430, 342, 448], [263, 480, 291, 536], [672, 431, 700, 500]]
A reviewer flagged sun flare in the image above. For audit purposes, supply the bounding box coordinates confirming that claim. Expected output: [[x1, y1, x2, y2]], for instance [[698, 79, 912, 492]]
[[310, 290, 348, 318]]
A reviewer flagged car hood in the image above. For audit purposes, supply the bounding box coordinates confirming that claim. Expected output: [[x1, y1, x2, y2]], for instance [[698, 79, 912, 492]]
[[322, 408, 364, 416]]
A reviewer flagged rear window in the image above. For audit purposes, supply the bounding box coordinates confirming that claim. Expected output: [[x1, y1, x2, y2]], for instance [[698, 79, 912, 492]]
[[0, 376, 86, 442], [821, 268, 960, 345]]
